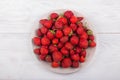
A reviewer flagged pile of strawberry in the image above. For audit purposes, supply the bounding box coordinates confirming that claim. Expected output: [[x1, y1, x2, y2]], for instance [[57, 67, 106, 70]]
[[32, 10, 96, 68]]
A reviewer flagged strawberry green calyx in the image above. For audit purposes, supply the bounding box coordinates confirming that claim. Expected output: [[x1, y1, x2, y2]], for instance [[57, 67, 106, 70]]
[[50, 30, 55, 34], [88, 40, 92, 45], [69, 30, 73, 36], [87, 30, 93, 35]]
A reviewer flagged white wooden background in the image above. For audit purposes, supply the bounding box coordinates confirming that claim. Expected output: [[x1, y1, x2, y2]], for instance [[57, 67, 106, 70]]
[[0, 0, 120, 80]]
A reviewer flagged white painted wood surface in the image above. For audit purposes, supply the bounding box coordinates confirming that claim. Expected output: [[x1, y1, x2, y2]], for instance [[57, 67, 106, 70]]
[[0, 0, 120, 80]]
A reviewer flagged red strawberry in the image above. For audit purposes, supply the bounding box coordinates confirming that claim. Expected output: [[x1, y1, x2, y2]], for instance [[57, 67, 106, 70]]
[[77, 22, 83, 27], [40, 26, 48, 34], [70, 23, 77, 31], [89, 41, 96, 47], [57, 17, 67, 24], [36, 29, 42, 37], [62, 58, 72, 68], [80, 31, 88, 40], [76, 47, 82, 53], [45, 55, 52, 62], [70, 16, 78, 23], [50, 13, 59, 19], [65, 42, 73, 50], [57, 42, 63, 49], [77, 17, 83, 21], [39, 19, 47, 25], [39, 54, 46, 60], [79, 56, 85, 63], [70, 49, 75, 55], [52, 38, 59, 45], [51, 62, 59, 68], [55, 30, 63, 38], [52, 51, 62, 62], [55, 21, 63, 29], [77, 26, 84, 35], [47, 30, 54, 40], [79, 39, 88, 48], [88, 35, 94, 40], [41, 37, 50, 46], [80, 49, 86, 57], [64, 10, 74, 19], [63, 27, 72, 36], [49, 45, 58, 52], [71, 54, 79, 61], [34, 48, 40, 55], [61, 47, 69, 55], [32, 37, 41, 46], [44, 20, 52, 28], [60, 36, 68, 43], [40, 47, 48, 55], [70, 35, 79, 45], [72, 61, 79, 68]]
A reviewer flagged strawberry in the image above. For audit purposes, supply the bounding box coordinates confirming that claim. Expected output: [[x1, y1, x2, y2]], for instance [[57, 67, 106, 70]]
[[55, 21, 63, 29], [45, 55, 52, 62], [36, 28, 42, 37], [77, 17, 83, 21], [34, 48, 40, 55], [71, 54, 79, 61], [64, 10, 74, 19], [62, 58, 72, 68], [80, 31, 88, 40], [80, 49, 86, 57], [57, 17, 67, 24], [40, 47, 48, 55], [39, 54, 46, 60], [70, 35, 79, 45], [61, 47, 69, 56], [79, 39, 88, 48], [40, 26, 48, 34], [63, 27, 72, 36], [51, 62, 59, 68], [44, 20, 52, 28], [65, 42, 73, 50], [39, 19, 47, 25], [50, 13, 59, 19], [70, 49, 75, 55], [52, 51, 62, 62], [88, 35, 94, 40], [60, 36, 68, 43], [57, 42, 63, 49], [72, 61, 79, 68], [52, 38, 59, 45], [55, 30, 63, 38], [77, 22, 83, 27], [70, 16, 78, 23], [41, 37, 50, 46], [79, 56, 85, 63], [76, 47, 82, 53], [32, 37, 41, 46], [89, 41, 96, 47], [77, 26, 84, 35], [49, 45, 58, 52], [47, 30, 54, 40], [70, 23, 77, 31]]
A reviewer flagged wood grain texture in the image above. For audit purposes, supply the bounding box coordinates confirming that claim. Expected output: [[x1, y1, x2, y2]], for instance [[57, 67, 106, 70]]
[[0, 0, 120, 33], [0, 33, 120, 80], [0, 0, 120, 80]]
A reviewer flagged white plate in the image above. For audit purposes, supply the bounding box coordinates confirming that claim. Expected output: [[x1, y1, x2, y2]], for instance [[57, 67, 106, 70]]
[[31, 9, 97, 74]]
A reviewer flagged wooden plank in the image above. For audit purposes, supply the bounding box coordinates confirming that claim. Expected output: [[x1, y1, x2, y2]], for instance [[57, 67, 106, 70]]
[[0, 33, 120, 80], [0, 0, 120, 33]]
